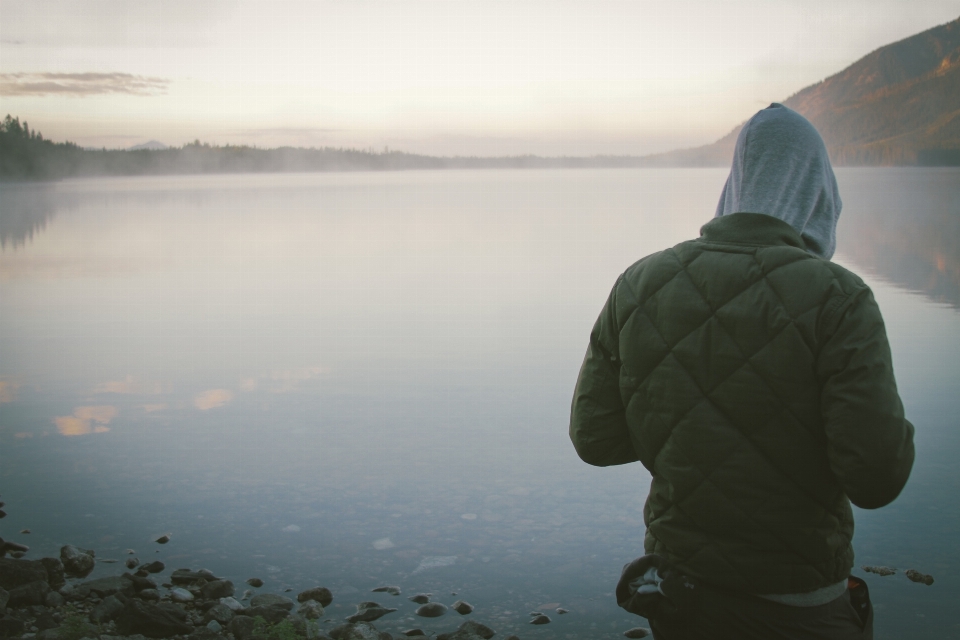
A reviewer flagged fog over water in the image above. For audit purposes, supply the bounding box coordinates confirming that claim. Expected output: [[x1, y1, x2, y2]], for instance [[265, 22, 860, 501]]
[[0, 168, 958, 638]]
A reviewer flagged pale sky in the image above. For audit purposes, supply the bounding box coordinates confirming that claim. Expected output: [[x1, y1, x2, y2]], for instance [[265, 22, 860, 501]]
[[1, 1, 957, 156]]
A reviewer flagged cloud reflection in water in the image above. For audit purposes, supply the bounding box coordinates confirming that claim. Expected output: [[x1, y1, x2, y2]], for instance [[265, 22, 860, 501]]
[[54, 405, 117, 436]]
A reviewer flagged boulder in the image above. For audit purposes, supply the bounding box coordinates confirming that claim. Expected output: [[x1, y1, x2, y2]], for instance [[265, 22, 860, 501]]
[[200, 579, 234, 600], [298, 599, 325, 619], [0, 558, 47, 590], [203, 603, 236, 625], [451, 600, 474, 615], [227, 615, 257, 640], [297, 586, 333, 606], [83, 575, 134, 598], [90, 595, 126, 623], [347, 601, 396, 623], [415, 602, 447, 617], [8, 579, 51, 607], [60, 545, 96, 578], [44, 591, 64, 608], [247, 604, 289, 624], [39, 558, 66, 590], [115, 599, 193, 638], [250, 593, 295, 611]]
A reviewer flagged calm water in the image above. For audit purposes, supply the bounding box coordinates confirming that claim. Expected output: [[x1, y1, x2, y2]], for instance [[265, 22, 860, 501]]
[[1, 168, 958, 639]]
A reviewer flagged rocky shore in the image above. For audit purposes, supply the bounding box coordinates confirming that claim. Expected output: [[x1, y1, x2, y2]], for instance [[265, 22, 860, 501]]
[[0, 545, 527, 640]]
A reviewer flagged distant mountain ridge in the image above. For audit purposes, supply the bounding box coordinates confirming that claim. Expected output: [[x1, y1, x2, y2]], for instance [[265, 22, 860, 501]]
[[645, 16, 960, 166]]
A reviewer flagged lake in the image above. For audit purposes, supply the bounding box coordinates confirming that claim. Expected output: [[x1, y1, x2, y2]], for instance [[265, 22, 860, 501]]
[[1, 168, 958, 639]]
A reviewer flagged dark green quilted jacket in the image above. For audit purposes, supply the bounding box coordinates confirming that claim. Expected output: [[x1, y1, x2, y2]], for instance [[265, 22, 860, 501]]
[[570, 212, 915, 595]]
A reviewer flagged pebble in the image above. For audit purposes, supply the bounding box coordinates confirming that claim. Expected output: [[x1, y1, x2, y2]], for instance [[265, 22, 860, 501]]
[[624, 628, 651, 638], [155, 535, 170, 544], [862, 566, 896, 577], [415, 602, 448, 617], [408, 594, 431, 604], [451, 600, 474, 615], [905, 569, 934, 585], [530, 614, 551, 625], [246, 578, 264, 587]]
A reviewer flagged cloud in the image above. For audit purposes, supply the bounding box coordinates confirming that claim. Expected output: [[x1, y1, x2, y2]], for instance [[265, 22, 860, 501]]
[[194, 389, 233, 410], [0, 72, 169, 97], [54, 405, 117, 436]]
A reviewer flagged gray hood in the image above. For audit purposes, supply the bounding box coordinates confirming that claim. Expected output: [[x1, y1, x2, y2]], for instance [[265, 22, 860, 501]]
[[715, 103, 841, 259]]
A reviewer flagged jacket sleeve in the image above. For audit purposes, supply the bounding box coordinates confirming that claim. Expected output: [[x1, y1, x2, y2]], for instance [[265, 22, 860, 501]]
[[570, 276, 639, 467], [818, 286, 915, 509]]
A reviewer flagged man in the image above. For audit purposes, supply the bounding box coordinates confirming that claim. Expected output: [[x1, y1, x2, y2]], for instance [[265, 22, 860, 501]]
[[569, 104, 914, 639]]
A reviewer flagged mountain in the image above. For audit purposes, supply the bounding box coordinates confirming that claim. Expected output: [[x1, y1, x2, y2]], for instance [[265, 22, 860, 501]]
[[127, 140, 168, 150], [645, 16, 960, 166]]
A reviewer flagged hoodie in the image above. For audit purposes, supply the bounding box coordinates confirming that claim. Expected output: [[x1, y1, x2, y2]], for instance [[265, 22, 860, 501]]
[[715, 103, 841, 260]]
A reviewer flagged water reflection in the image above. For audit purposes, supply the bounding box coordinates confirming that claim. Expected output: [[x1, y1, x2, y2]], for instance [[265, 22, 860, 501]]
[[0, 183, 61, 249], [835, 168, 960, 307]]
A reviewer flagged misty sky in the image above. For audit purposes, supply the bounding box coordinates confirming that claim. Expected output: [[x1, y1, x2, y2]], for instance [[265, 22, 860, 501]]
[[1, 1, 957, 156]]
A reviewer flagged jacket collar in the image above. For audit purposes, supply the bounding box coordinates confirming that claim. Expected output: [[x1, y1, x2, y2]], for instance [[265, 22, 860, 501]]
[[699, 212, 807, 251]]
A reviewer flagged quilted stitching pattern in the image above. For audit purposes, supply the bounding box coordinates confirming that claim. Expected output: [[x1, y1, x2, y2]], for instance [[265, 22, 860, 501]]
[[618, 237, 855, 594]]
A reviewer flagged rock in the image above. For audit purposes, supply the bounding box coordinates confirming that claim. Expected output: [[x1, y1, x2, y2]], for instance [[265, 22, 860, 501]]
[[219, 596, 244, 612], [171, 568, 208, 584], [246, 577, 264, 588], [190, 627, 223, 640], [91, 594, 126, 623], [415, 602, 448, 617], [83, 575, 134, 598], [170, 587, 195, 602], [447, 620, 495, 640], [624, 628, 651, 638], [247, 604, 289, 624], [862, 565, 896, 577], [408, 594, 431, 604], [198, 569, 219, 580], [529, 611, 542, 616], [530, 614, 551, 625], [125, 557, 140, 570], [298, 599, 325, 619], [60, 545, 96, 578], [372, 585, 401, 595], [203, 603, 235, 625], [206, 620, 223, 632], [8, 579, 51, 607], [0, 615, 25, 637], [250, 593, 295, 610], [39, 558, 66, 590], [44, 590, 64, 608], [138, 588, 160, 601], [347, 601, 397, 623], [228, 615, 257, 640], [451, 600, 474, 615], [155, 535, 171, 544], [122, 572, 157, 592], [298, 586, 333, 606], [401, 629, 426, 637], [905, 569, 934, 585], [330, 621, 388, 640], [0, 587, 7, 613], [0, 558, 48, 590], [200, 579, 234, 600], [141, 560, 165, 574], [115, 599, 193, 638], [504, 636, 521, 640], [556, 607, 568, 614]]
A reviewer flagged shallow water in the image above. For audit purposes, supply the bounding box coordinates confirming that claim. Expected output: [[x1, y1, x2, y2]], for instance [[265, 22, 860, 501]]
[[1, 168, 958, 638]]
